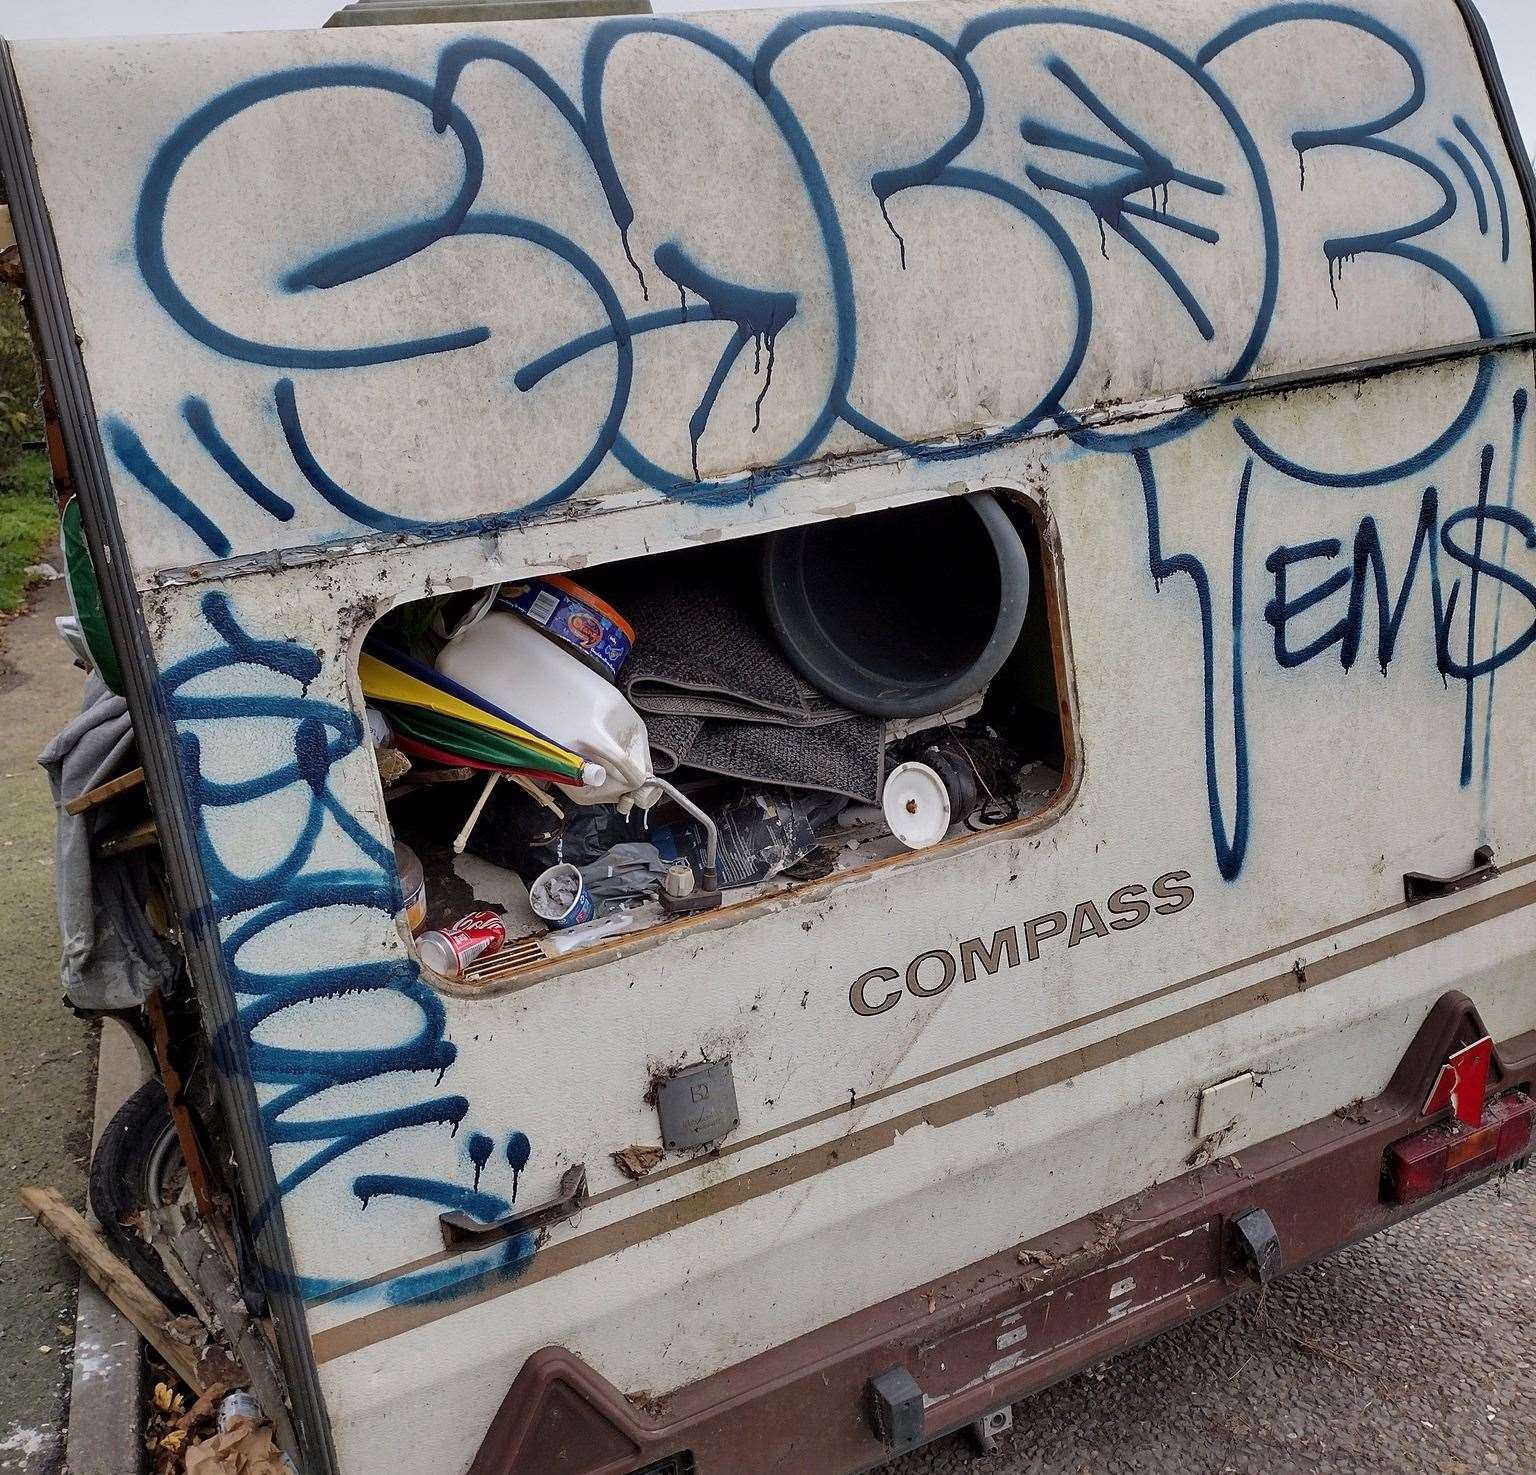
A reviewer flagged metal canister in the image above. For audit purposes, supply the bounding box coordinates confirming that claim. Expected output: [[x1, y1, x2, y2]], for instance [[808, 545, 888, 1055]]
[[394, 841, 427, 935], [498, 575, 635, 682], [417, 911, 507, 978]]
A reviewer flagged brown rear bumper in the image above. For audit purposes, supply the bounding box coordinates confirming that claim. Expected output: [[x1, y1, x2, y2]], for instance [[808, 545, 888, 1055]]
[[470, 994, 1536, 1475]]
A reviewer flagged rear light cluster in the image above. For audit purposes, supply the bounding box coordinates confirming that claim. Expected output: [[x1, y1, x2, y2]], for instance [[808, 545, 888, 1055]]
[[1385, 1090, 1534, 1204]]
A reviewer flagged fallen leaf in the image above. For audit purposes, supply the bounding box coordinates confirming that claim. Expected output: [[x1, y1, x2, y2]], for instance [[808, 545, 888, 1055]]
[[153, 1383, 186, 1416], [186, 1418, 290, 1475], [611, 1145, 665, 1180]]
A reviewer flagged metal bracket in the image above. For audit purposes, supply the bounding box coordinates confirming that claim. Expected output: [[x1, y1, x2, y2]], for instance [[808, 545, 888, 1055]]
[[1404, 845, 1496, 904], [659, 886, 723, 916], [653, 777, 722, 914], [867, 1365, 925, 1452], [439, 1163, 587, 1251], [967, 1406, 1013, 1455], [1228, 1207, 1283, 1287]]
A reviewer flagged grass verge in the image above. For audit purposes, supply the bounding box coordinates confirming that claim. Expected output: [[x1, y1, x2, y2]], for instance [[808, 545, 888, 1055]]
[[0, 451, 58, 616]]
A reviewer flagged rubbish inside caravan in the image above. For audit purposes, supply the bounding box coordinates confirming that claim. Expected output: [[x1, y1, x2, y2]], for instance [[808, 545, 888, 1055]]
[[367, 492, 1068, 981]]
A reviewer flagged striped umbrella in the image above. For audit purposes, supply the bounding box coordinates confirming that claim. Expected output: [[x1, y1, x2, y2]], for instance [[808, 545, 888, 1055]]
[[360, 645, 588, 785]]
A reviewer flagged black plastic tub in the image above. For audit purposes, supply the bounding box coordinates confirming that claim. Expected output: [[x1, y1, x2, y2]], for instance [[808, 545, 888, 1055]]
[[760, 492, 1031, 718]]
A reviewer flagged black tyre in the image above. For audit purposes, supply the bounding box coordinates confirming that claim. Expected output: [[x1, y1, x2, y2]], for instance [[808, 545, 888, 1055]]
[[88, 1078, 190, 1312]]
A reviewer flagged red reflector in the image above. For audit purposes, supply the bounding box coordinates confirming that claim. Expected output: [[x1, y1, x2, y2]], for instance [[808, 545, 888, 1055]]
[[1423, 1036, 1494, 1125], [1386, 1091, 1533, 1204]]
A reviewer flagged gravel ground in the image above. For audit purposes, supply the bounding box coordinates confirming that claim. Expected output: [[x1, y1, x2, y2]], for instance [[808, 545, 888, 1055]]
[[879, 1167, 1534, 1475]]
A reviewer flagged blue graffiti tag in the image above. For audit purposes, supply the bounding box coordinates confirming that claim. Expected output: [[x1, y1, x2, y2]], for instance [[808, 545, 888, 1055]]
[[1021, 57, 1226, 340], [119, 2, 1530, 887], [121, 6, 1269, 517], [160, 592, 536, 1307], [1255, 388, 1534, 796]]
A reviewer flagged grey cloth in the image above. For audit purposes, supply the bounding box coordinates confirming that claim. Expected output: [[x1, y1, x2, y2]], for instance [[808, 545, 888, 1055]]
[[616, 560, 885, 803], [38, 674, 175, 1011], [643, 711, 885, 804], [580, 841, 670, 915], [625, 579, 849, 729]]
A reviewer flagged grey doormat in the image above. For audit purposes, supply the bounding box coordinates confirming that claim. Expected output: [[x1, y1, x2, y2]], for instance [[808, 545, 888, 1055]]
[[613, 555, 885, 803]]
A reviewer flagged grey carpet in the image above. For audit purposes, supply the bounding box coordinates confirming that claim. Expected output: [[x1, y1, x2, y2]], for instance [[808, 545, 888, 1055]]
[[615, 556, 885, 803]]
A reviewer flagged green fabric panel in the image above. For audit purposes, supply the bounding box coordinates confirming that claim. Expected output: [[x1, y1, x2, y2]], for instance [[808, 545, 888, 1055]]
[[382, 703, 583, 779], [60, 498, 125, 695]]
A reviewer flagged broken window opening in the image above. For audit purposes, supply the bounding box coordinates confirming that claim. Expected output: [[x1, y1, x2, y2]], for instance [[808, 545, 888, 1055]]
[[358, 490, 1077, 989]]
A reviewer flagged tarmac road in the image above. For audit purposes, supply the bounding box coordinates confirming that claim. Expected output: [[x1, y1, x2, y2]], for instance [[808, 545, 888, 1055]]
[[879, 1167, 1535, 1475], [0, 576, 92, 1475]]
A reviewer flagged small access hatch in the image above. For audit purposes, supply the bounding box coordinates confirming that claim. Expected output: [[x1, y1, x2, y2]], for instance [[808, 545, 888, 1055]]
[[656, 1060, 740, 1152]]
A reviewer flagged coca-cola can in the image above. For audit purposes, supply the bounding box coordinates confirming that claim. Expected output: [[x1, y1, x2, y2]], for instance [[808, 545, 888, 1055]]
[[417, 910, 507, 978]]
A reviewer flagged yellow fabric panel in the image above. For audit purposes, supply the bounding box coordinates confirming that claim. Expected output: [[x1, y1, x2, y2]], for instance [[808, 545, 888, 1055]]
[[357, 653, 579, 769]]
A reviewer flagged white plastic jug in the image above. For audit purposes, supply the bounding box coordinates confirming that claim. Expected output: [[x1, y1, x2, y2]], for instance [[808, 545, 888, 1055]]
[[436, 610, 661, 809]]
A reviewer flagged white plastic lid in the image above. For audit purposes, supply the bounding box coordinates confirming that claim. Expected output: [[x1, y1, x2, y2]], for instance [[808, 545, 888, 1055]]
[[882, 761, 953, 850]]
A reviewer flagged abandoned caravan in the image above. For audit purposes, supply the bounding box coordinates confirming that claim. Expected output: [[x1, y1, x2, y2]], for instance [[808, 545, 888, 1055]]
[[3, 0, 1535, 1471]]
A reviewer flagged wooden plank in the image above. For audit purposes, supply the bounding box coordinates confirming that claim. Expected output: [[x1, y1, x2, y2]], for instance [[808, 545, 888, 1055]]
[[18, 1186, 231, 1394], [381, 764, 474, 802], [96, 817, 159, 858], [64, 765, 146, 816]]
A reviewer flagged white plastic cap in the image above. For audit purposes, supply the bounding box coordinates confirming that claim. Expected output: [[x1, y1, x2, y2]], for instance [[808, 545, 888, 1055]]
[[882, 761, 953, 850]]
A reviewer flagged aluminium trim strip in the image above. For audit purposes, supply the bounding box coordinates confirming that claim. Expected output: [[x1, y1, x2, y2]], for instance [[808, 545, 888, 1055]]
[[311, 867, 1536, 1362], [1185, 330, 1536, 409], [1454, 0, 1536, 286], [136, 332, 1536, 593]]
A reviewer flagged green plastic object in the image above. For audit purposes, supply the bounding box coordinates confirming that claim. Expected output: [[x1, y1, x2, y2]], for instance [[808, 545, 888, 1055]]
[[60, 497, 124, 695], [381, 702, 581, 780]]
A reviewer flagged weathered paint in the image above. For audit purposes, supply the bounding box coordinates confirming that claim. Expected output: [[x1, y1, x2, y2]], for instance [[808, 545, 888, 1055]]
[[14, 0, 1532, 581], [5, 2, 1536, 1472]]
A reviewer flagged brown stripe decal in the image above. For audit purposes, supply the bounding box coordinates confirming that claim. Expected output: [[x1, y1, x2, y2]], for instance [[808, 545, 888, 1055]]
[[311, 873, 1536, 1363], [306, 883, 1424, 1313]]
